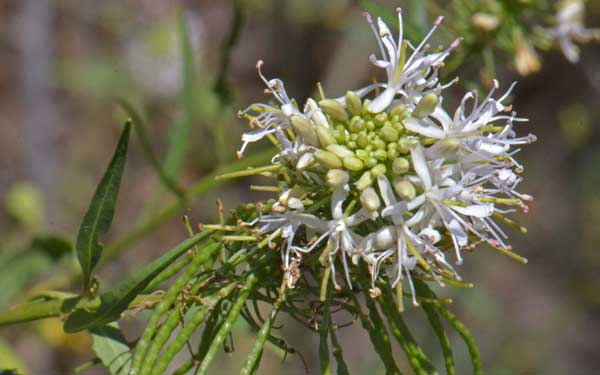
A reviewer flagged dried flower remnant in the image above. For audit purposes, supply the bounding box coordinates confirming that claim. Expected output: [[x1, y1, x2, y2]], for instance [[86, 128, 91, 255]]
[[548, 0, 600, 63]]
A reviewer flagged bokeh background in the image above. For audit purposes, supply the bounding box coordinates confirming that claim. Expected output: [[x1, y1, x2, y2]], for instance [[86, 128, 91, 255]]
[[1, 0, 599, 374]]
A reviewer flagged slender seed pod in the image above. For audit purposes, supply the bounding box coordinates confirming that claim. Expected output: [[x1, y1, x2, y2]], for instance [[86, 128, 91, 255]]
[[240, 287, 287, 375], [150, 282, 240, 375], [139, 272, 215, 375], [196, 273, 259, 375], [132, 242, 220, 373]]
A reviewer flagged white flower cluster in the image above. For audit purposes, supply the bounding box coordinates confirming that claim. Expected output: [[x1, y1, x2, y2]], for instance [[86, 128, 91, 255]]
[[238, 8, 536, 304]]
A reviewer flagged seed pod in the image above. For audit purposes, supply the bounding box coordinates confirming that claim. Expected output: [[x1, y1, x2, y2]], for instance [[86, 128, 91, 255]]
[[355, 171, 374, 190], [319, 99, 348, 121], [413, 93, 439, 118], [361, 187, 381, 212], [327, 144, 354, 159], [343, 156, 365, 171], [392, 157, 410, 175], [290, 115, 319, 146], [315, 150, 343, 169], [326, 169, 350, 187], [393, 178, 416, 200], [345, 91, 362, 116], [316, 125, 337, 147]]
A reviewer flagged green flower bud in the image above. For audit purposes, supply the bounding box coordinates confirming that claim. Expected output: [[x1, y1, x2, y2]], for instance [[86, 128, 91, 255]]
[[343, 156, 364, 171], [436, 137, 461, 153], [397, 136, 413, 154], [349, 116, 366, 133], [392, 120, 404, 132], [335, 125, 347, 144], [413, 93, 439, 118], [345, 91, 362, 116], [355, 149, 370, 161], [373, 138, 386, 150], [347, 141, 357, 150], [390, 104, 407, 118], [364, 157, 378, 168], [360, 187, 381, 212], [319, 99, 348, 121], [315, 150, 343, 169], [316, 125, 337, 148], [387, 148, 399, 160], [357, 132, 370, 148], [374, 113, 388, 126], [371, 164, 387, 177], [355, 171, 374, 190], [373, 149, 388, 161], [326, 169, 350, 187], [366, 120, 376, 131], [362, 99, 373, 116], [392, 157, 410, 175], [393, 178, 416, 200], [327, 144, 354, 159], [291, 115, 319, 146], [381, 125, 400, 142], [312, 110, 330, 129]]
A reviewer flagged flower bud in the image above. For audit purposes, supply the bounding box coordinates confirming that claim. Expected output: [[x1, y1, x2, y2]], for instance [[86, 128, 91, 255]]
[[472, 12, 499, 32], [393, 178, 416, 200], [316, 125, 337, 147], [290, 115, 319, 146], [315, 150, 343, 169], [326, 144, 354, 159], [373, 149, 388, 161], [343, 156, 364, 171], [371, 164, 386, 177], [345, 91, 362, 116], [381, 125, 400, 142], [361, 187, 381, 212], [287, 197, 304, 210], [311, 109, 331, 128], [355, 171, 373, 190], [357, 132, 370, 148], [392, 157, 410, 175], [349, 116, 366, 133], [413, 93, 439, 118], [390, 104, 408, 119], [374, 226, 396, 250], [326, 169, 349, 187], [319, 99, 348, 121]]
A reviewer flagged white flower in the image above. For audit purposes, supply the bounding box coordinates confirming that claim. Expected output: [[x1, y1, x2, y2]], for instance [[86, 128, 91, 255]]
[[360, 9, 461, 113], [547, 0, 600, 63]]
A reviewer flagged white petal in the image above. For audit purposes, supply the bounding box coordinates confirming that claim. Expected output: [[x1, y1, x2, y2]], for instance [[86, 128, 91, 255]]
[[368, 86, 397, 113], [377, 175, 397, 207], [403, 117, 445, 138], [450, 204, 494, 218], [410, 142, 432, 190]]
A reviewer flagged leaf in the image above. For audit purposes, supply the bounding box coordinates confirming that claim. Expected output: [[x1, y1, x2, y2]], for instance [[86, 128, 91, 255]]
[[63, 230, 215, 332], [90, 322, 132, 375], [76, 122, 131, 293], [117, 99, 184, 198]]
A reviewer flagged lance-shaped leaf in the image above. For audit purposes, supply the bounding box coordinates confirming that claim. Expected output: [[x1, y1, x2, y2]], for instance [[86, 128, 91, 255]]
[[64, 230, 214, 332], [76, 122, 131, 294], [90, 322, 132, 375]]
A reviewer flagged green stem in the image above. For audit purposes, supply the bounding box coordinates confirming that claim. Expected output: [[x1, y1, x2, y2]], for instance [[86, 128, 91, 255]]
[[329, 327, 350, 375], [319, 282, 332, 375], [0, 299, 63, 327]]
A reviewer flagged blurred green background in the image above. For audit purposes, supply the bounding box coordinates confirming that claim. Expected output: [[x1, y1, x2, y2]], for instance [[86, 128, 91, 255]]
[[0, 0, 599, 374]]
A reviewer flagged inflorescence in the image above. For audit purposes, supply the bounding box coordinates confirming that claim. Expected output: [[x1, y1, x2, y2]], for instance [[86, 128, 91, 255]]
[[234, 8, 536, 309]]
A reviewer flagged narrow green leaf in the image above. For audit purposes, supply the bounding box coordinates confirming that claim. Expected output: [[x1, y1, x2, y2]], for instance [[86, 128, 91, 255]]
[[76, 122, 131, 293], [90, 322, 132, 375], [63, 230, 214, 332], [117, 99, 184, 198]]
